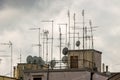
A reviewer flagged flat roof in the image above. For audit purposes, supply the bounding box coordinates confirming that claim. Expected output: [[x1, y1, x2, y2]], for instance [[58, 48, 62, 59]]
[[23, 68, 107, 77], [68, 49, 102, 54]]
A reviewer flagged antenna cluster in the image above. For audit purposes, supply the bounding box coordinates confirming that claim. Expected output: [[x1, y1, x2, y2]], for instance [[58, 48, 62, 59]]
[[28, 9, 97, 64]]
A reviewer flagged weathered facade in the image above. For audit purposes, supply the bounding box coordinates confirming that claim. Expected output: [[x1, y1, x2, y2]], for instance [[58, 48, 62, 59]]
[[0, 76, 17, 80], [23, 69, 108, 80], [14, 63, 48, 79], [68, 49, 101, 72], [14, 49, 110, 80]]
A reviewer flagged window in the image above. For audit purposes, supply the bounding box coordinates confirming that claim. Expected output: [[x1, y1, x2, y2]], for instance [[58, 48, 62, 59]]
[[70, 56, 78, 68], [33, 78, 42, 80]]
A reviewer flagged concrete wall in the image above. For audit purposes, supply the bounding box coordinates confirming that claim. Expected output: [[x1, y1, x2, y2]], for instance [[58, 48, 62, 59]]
[[68, 49, 101, 72], [0, 76, 17, 80], [23, 70, 108, 80]]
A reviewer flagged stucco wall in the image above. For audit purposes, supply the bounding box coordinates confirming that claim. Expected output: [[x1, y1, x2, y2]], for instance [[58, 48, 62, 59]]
[[23, 70, 108, 80]]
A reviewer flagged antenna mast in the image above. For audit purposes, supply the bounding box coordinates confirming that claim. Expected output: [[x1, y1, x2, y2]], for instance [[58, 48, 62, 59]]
[[68, 10, 71, 49], [44, 30, 49, 62], [59, 26, 62, 69], [82, 10, 85, 50], [89, 20, 94, 49], [29, 27, 41, 57], [0, 41, 13, 77], [41, 20, 54, 61], [73, 13, 76, 49]]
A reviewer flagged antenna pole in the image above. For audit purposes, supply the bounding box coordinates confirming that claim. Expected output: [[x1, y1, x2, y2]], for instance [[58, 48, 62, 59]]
[[82, 10, 85, 50], [42, 30, 45, 60], [66, 24, 67, 46], [44, 30, 49, 62], [77, 32, 80, 49], [29, 28, 41, 57], [59, 25, 62, 69], [0, 41, 13, 77], [85, 27, 87, 49], [20, 50, 21, 63], [38, 28, 41, 57], [73, 13, 76, 49], [68, 10, 71, 49], [41, 20, 54, 61], [51, 20, 54, 61], [10, 41, 13, 77], [89, 20, 94, 49]]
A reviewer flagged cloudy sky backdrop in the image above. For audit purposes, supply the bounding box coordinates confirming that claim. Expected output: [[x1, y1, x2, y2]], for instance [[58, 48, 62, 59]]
[[0, 0, 120, 76]]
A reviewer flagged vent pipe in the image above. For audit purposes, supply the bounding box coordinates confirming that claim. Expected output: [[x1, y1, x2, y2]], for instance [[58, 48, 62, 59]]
[[103, 63, 105, 72]]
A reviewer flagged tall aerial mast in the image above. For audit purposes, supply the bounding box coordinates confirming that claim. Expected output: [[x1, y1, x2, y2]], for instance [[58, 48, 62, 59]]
[[82, 10, 85, 50], [58, 23, 67, 47], [44, 30, 49, 62], [89, 20, 94, 49], [68, 10, 71, 49], [30, 27, 41, 57], [42, 20, 54, 61], [0, 41, 13, 77], [59, 26, 62, 69], [73, 13, 76, 49]]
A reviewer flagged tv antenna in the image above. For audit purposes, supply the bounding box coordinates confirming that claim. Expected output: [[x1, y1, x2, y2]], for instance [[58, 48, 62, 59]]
[[44, 30, 49, 62], [67, 10, 71, 49], [29, 27, 41, 57], [0, 41, 13, 77], [41, 20, 54, 61], [82, 9, 85, 50], [58, 23, 68, 47], [73, 13, 76, 49]]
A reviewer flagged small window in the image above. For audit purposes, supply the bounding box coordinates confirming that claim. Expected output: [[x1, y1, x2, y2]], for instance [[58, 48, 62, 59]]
[[70, 56, 78, 68], [33, 78, 42, 80]]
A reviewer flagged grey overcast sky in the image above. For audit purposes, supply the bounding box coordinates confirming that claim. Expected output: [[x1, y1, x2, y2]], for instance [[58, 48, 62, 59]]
[[0, 0, 120, 76]]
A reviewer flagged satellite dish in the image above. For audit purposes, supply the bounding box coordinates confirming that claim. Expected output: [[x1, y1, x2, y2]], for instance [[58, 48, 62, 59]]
[[26, 55, 33, 64], [37, 57, 45, 66], [62, 56, 68, 63], [76, 40, 80, 47], [62, 47, 68, 55], [50, 60, 56, 68], [33, 56, 38, 64]]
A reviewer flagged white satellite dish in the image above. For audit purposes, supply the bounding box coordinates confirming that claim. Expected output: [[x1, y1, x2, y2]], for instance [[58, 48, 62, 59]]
[[26, 55, 33, 64]]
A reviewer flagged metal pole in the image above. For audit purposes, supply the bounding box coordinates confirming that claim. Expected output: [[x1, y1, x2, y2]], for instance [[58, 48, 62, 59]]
[[59, 26, 62, 69], [29, 28, 41, 57], [82, 10, 85, 50], [51, 20, 54, 61], [43, 31, 45, 60], [47, 64, 49, 80], [0, 42, 13, 77], [68, 10, 71, 49], [38, 28, 41, 57], [41, 20, 54, 61], [82, 10, 85, 68], [9, 41, 13, 77], [73, 13, 76, 49], [89, 20, 94, 49], [66, 24, 67, 46]]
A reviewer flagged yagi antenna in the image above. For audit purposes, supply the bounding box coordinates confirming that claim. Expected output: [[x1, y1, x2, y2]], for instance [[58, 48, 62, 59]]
[[29, 27, 41, 57], [41, 20, 54, 61]]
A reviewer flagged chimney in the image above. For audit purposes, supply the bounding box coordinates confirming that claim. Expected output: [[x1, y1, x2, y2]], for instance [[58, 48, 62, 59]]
[[106, 65, 108, 72]]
